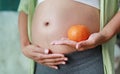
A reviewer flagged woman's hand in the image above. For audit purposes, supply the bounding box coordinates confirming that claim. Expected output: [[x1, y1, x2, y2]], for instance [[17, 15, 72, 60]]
[[76, 33, 106, 51], [22, 44, 68, 69], [51, 32, 107, 51], [51, 37, 77, 48]]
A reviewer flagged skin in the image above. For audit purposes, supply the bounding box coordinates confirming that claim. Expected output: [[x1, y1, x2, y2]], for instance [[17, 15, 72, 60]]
[[51, 11, 120, 51], [32, 0, 100, 54], [19, 12, 67, 69], [18, 0, 120, 69]]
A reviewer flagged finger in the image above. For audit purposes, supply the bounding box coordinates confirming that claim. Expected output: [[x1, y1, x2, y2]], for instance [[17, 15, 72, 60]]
[[35, 61, 58, 69], [76, 41, 84, 49], [76, 41, 95, 51], [31, 45, 45, 53], [44, 61, 66, 66], [51, 39, 76, 47], [49, 66, 58, 69], [60, 37, 68, 40], [41, 54, 65, 59], [31, 51, 66, 61], [33, 53, 65, 60], [51, 39, 76, 45], [51, 37, 69, 44], [32, 45, 50, 54], [41, 57, 68, 63], [76, 41, 88, 50], [30, 52, 44, 60]]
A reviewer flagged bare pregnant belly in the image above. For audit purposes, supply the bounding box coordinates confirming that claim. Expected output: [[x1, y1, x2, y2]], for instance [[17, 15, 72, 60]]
[[32, 0, 100, 54]]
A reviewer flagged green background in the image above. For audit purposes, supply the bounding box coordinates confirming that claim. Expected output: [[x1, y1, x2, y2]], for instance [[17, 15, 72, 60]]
[[0, 0, 19, 11], [0, 0, 29, 74]]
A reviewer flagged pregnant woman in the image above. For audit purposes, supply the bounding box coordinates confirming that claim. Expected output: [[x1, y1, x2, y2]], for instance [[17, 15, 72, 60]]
[[18, 0, 120, 74]]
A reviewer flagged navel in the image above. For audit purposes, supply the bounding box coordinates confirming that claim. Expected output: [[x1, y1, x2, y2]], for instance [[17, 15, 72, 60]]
[[44, 22, 49, 26]]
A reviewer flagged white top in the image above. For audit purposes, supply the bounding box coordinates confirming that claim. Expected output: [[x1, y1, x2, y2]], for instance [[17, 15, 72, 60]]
[[37, 0, 100, 9], [37, 0, 44, 5], [74, 0, 100, 9]]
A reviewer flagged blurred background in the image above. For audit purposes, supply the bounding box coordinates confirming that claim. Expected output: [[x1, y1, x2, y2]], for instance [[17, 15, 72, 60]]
[[0, 0, 30, 74], [0, 0, 120, 74]]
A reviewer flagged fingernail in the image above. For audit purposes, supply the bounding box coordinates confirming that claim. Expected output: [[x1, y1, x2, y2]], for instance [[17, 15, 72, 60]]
[[76, 44, 79, 49], [55, 67, 58, 69], [61, 62, 66, 64], [64, 58, 68, 61], [44, 49, 49, 54]]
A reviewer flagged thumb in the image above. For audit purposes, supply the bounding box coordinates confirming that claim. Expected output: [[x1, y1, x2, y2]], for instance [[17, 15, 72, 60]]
[[33, 45, 51, 54], [76, 40, 90, 49]]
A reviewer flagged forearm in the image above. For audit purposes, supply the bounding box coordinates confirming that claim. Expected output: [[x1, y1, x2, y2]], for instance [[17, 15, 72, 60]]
[[99, 11, 120, 41], [18, 11, 30, 48]]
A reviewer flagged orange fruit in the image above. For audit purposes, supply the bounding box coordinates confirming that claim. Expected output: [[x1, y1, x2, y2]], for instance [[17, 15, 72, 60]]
[[67, 25, 90, 42]]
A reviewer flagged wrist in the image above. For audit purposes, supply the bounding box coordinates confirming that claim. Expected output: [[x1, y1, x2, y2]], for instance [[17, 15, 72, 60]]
[[99, 30, 113, 42], [21, 41, 31, 49]]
